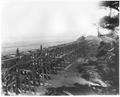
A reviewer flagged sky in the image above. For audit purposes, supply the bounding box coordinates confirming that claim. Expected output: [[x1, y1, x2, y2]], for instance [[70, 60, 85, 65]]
[[1, 0, 109, 44]]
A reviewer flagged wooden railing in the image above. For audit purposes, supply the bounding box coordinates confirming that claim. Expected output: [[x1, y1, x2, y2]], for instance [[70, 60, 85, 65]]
[[2, 47, 66, 95]]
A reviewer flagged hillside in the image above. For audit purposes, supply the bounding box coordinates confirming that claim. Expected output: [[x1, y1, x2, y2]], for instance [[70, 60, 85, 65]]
[[42, 35, 119, 95], [2, 35, 119, 95]]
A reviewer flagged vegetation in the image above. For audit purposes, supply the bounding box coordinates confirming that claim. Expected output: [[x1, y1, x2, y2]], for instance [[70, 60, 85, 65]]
[[2, 1, 119, 95], [97, 0, 119, 94]]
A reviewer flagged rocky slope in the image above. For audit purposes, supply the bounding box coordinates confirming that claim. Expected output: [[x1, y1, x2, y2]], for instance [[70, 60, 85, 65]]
[[42, 35, 119, 95]]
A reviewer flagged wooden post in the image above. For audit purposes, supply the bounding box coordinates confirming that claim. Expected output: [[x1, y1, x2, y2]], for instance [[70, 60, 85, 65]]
[[16, 48, 20, 56], [40, 44, 42, 52], [15, 48, 20, 95]]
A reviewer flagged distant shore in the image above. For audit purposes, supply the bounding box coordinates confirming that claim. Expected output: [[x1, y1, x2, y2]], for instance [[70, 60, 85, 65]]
[[2, 40, 73, 56]]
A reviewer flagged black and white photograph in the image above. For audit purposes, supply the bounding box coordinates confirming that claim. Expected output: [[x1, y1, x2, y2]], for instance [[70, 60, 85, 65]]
[[1, 0, 119, 95]]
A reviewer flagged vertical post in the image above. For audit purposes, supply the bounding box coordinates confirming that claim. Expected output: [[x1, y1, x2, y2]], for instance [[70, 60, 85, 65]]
[[15, 48, 20, 95], [40, 44, 42, 52], [16, 48, 20, 56], [40, 45, 45, 85]]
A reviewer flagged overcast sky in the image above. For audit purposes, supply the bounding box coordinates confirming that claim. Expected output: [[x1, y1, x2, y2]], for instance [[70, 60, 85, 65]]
[[2, 0, 109, 44]]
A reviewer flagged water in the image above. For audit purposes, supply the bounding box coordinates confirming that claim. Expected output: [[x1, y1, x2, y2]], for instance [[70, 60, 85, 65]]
[[2, 41, 71, 55]]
